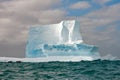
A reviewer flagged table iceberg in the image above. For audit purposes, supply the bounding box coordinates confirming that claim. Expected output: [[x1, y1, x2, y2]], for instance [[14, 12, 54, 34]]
[[26, 20, 100, 61]]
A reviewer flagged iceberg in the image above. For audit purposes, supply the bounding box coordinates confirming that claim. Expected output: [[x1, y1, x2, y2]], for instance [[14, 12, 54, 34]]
[[0, 20, 100, 62], [25, 20, 100, 61]]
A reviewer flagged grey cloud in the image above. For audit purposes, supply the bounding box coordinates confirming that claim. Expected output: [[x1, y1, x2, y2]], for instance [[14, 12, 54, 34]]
[[79, 4, 120, 57], [0, 42, 26, 58], [0, 0, 66, 43], [0, 0, 66, 57], [86, 3, 120, 18]]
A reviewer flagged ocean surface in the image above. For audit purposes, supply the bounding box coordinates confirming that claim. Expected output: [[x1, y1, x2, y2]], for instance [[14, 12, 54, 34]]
[[0, 60, 120, 80]]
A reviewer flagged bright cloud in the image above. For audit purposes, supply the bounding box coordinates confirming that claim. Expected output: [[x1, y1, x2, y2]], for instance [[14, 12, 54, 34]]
[[70, 1, 91, 9]]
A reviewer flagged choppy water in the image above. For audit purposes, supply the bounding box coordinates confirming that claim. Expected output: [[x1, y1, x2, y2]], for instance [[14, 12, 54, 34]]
[[0, 60, 120, 80]]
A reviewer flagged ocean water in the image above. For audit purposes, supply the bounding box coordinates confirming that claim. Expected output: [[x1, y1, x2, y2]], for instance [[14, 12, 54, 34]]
[[0, 60, 120, 80]]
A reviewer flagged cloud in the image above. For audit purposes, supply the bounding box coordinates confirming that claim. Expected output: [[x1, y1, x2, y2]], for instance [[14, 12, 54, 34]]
[[38, 9, 66, 24], [86, 3, 120, 18], [1, 0, 60, 11], [70, 1, 90, 9], [78, 3, 120, 56], [0, 0, 66, 57], [0, 0, 66, 44]]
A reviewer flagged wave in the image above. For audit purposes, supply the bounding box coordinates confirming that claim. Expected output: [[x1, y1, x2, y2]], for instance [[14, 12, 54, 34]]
[[0, 54, 119, 62]]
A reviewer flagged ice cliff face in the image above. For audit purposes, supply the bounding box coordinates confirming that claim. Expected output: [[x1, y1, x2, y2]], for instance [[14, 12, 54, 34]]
[[61, 20, 83, 43], [27, 20, 82, 44], [26, 20, 100, 58]]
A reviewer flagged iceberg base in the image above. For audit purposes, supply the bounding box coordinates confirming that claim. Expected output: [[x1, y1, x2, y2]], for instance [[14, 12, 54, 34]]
[[0, 56, 100, 62]]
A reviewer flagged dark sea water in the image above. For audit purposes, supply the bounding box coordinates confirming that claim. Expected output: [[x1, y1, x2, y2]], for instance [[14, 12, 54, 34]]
[[0, 60, 120, 80]]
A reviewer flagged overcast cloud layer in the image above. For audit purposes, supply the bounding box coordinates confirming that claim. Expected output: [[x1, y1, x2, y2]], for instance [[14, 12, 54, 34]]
[[0, 0, 120, 58]]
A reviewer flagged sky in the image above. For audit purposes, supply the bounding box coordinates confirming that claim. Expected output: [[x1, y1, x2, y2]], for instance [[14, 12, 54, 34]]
[[0, 0, 120, 58]]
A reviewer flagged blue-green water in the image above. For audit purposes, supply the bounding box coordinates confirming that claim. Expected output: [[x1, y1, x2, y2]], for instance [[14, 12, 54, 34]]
[[0, 60, 120, 80]]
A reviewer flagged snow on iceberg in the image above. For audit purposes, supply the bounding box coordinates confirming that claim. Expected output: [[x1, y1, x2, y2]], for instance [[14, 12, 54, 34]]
[[25, 20, 100, 61]]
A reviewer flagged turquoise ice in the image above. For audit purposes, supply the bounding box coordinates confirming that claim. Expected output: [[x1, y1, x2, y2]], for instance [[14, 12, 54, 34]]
[[26, 20, 100, 58]]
